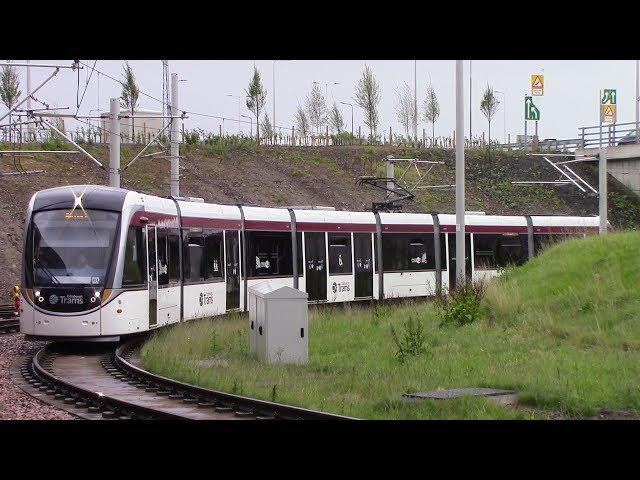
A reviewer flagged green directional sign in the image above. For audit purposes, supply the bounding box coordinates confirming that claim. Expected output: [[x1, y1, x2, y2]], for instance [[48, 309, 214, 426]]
[[524, 96, 540, 121], [602, 89, 617, 105]]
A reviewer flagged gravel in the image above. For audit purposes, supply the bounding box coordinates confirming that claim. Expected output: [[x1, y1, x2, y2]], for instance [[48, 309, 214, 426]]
[[0, 333, 75, 420]]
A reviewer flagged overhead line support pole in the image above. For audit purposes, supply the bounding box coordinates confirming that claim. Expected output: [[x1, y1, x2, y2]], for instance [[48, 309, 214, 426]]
[[109, 98, 121, 187], [36, 116, 105, 170], [170, 73, 180, 197], [455, 60, 466, 285], [0, 68, 60, 125]]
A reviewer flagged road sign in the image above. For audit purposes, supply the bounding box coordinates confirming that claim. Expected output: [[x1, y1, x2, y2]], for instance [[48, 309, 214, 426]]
[[601, 89, 617, 105], [531, 74, 544, 96], [524, 96, 540, 121], [601, 103, 616, 123]]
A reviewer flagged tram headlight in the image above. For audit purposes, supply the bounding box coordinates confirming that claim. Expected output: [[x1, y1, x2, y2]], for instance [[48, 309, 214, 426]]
[[38, 296, 44, 303], [35, 290, 40, 297]]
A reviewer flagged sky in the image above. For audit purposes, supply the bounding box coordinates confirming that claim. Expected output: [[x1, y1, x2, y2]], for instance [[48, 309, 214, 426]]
[[2, 60, 638, 142]]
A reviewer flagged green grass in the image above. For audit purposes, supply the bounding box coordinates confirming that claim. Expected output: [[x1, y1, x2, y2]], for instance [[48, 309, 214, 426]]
[[140, 231, 640, 419]]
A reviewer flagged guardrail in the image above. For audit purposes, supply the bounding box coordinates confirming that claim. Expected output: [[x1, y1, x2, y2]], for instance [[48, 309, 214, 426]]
[[498, 137, 583, 153], [579, 121, 640, 148]]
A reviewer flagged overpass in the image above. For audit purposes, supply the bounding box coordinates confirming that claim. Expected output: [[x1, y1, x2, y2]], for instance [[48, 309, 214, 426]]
[[500, 121, 640, 196]]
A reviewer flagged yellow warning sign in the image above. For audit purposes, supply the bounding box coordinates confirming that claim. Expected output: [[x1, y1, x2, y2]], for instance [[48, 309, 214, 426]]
[[601, 103, 616, 123], [531, 74, 544, 96]]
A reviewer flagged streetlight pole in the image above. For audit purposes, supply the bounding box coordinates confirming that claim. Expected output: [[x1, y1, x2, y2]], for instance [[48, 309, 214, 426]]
[[273, 60, 276, 130], [495, 90, 506, 143], [227, 94, 241, 135], [414, 60, 418, 143], [636, 60, 640, 143], [469, 60, 472, 143], [241, 114, 253, 137], [455, 60, 466, 285], [340, 102, 354, 137]]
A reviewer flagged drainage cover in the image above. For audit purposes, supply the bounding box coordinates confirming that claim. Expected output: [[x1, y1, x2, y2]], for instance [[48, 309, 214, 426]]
[[404, 387, 516, 400]]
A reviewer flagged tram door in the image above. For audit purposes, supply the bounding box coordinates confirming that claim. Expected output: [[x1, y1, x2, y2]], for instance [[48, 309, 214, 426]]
[[225, 230, 240, 311], [304, 232, 327, 301], [147, 225, 158, 328], [353, 233, 373, 299], [447, 232, 472, 290]]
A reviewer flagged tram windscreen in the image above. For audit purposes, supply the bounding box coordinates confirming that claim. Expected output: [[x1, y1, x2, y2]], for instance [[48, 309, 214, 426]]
[[31, 209, 120, 287]]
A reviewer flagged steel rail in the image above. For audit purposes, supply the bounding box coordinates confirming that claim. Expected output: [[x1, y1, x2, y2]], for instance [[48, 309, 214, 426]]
[[30, 343, 186, 420], [114, 340, 357, 420]]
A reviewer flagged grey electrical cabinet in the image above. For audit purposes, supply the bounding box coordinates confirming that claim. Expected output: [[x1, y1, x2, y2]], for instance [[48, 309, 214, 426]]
[[248, 281, 309, 364]]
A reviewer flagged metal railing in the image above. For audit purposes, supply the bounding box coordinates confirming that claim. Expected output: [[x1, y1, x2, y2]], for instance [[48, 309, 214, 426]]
[[579, 121, 640, 148]]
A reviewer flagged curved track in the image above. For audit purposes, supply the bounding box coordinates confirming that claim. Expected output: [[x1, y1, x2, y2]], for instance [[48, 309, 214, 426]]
[[19, 340, 354, 420]]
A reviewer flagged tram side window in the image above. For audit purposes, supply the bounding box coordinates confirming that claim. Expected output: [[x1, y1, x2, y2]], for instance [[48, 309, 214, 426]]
[[246, 231, 294, 278], [203, 230, 224, 280], [328, 233, 352, 274], [473, 234, 498, 269], [183, 234, 205, 282], [156, 233, 169, 286], [382, 233, 436, 271], [495, 234, 527, 267], [122, 226, 146, 287], [534, 234, 571, 255], [168, 234, 180, 282]]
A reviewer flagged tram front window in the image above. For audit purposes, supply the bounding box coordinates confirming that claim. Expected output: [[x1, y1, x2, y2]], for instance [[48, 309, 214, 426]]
[[32, 209, 120, 287]]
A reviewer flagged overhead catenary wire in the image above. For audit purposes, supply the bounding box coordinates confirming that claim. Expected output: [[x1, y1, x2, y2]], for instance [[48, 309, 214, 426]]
[[77, 61, 296, 132]]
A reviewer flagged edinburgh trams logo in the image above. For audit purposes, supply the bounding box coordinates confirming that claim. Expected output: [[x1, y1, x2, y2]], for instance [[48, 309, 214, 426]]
[[49, 293, 83, 305], [332, 281, 350, 293], [199, 292, 214, 306]]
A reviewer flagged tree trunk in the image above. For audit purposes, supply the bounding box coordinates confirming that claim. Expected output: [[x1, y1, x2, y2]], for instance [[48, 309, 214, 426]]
[[255, 110, 260, 144], [488, 120, 491, 149], [432, 122, 435, 146], [131, 108, 135, 144]]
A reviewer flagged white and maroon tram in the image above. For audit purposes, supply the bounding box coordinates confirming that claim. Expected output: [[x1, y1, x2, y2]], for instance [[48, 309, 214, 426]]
[[19, 185, 600, 340]]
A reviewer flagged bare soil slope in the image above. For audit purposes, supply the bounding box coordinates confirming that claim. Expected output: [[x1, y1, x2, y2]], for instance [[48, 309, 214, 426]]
[[1, 143, 638, 297]]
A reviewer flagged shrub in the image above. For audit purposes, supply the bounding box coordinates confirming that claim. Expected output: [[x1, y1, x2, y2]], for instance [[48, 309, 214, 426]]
[[439, 281, 485, 327], [390, 316, 427, 363], [40, 132, 67, 151]]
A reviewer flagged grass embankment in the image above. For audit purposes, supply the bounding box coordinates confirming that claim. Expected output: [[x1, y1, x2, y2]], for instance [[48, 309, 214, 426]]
[[141, 231, 640, 419]]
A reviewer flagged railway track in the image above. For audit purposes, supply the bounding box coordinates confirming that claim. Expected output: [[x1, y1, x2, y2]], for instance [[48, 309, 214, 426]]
[[18, 339, 354, 420], [0, 303, 19, 334]]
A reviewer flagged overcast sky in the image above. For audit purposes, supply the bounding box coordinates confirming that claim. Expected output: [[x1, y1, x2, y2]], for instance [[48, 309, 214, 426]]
[[3, 60, 638, 141]]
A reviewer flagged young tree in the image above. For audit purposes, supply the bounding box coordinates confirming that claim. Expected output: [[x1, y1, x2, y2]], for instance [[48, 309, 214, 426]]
[[395, 82, 415, 138], [0, 62, 21, 142], [354, 65, 381, 138], [305, 83, 327, 134], [245, 66, 267, 142], [260, 112, 274, 143], [480, 84, 500, 147], [328, 102, 345, 134], [294, 106, 310, 136], [423, 81, 440, 141], [120, 61, 140, 142]]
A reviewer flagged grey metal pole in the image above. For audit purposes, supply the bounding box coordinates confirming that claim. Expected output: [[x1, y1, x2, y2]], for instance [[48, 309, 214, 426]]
[[26, 60, 33, 140], [636, 60, 640, 143], [524, 120, 528, 152], [273, 60, 276, 131], [170, 73, 180, 197], [599, 148, 607, 235], [386, 155, 394, 198], [469, 60, 472, 143], [455, 60, 466, 285], [599, 89, 603, 148], [109, 98, 120, 188], [414, 60, 417, 143]]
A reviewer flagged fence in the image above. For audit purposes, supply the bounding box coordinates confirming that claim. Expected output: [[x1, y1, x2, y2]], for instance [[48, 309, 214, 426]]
[[0, 122, 498, 150], [579, 121, 640, 148]]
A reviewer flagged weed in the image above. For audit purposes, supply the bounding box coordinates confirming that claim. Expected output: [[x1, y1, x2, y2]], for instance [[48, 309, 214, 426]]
[[390, 316, 427, 363], [439, 281, 485, 327]]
